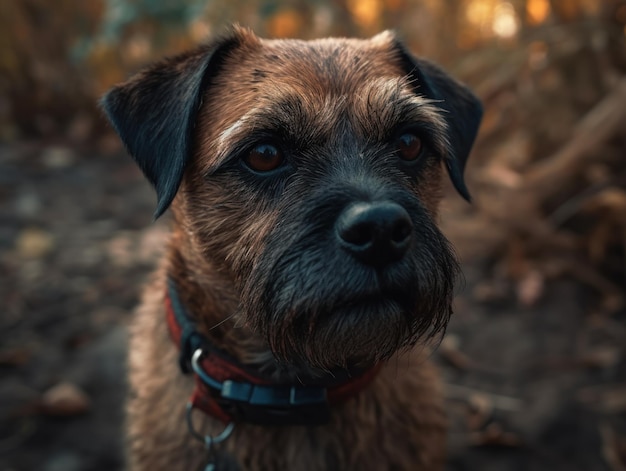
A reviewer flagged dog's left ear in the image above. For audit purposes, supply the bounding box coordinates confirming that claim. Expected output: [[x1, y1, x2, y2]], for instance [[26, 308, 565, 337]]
[[391, 40, 483, 201], [101, 30, 246, 219]]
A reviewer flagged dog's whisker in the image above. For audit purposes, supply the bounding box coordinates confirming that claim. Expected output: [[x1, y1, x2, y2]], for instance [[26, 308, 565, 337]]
[[209, 313, 237, 331]]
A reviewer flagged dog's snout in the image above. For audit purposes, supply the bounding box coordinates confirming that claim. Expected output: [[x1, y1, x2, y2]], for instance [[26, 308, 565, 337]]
[[336, 201, 413, 267]]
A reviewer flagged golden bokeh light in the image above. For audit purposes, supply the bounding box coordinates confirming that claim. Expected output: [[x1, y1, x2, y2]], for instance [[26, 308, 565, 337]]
[[267, 9, 303, 38], [466, 0, 494, 28], [526, 0, 551, 25], [346, 0, 383, 28], [492, 2, 519, 38]]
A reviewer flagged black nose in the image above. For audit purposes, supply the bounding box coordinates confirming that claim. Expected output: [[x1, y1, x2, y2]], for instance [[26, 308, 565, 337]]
[[336, 201, 413, 267]]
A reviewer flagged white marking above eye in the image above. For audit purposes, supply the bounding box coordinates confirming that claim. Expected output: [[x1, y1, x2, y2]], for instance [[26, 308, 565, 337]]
[[217, 118, 246, 151]]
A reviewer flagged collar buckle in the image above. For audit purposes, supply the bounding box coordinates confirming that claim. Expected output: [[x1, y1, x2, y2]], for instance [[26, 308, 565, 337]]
[[191, 348, 331, 426], [218, 382, 331, 426]]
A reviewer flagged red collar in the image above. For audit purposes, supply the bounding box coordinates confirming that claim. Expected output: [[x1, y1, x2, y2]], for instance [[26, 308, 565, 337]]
[[165, 278, 381, 426]]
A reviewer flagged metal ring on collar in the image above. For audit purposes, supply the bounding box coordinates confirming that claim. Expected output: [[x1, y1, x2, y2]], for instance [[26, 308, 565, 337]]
[[185, 401, 235, 447], [191, 348, 224, 390]]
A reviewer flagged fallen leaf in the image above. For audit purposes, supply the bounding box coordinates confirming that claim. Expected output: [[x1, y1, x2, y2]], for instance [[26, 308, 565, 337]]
[[15, 228, 55, 259], [40, 382, 90, 416], [516, 269, 545, 306]]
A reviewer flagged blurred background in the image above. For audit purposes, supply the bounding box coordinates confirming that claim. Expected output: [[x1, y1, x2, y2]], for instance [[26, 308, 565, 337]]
[[0, 1, 625, 470]]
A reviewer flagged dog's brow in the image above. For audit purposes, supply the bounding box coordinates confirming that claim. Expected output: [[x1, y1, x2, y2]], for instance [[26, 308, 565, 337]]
[[211, 92, 337, 170], [353, 77, 449, 155]]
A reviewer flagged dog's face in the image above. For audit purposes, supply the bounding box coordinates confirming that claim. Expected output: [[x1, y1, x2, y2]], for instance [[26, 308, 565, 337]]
[[102, 27, 482, 371]]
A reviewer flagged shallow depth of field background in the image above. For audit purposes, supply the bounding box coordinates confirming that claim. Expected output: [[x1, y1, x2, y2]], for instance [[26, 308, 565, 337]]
[[1, 1, 625, 470]]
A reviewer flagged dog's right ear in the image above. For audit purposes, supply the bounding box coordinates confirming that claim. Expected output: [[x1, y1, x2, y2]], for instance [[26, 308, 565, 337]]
[[386, 35, 483, 202], [101, 30, 247, 219]]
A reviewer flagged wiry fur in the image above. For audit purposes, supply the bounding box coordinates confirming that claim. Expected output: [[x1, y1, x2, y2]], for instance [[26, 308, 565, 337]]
[[102, 26, 482, 470]]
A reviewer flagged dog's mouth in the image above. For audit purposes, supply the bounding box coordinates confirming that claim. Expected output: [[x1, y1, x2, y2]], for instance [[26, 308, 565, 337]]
[[313, 285, 412, 320], [272, 287, 422, 371], [323, 286, 411, 317], [244, 253, 455, 370]]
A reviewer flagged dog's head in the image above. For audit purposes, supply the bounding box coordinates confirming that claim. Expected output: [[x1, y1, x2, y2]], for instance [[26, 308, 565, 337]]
[[102, 27, 482, 370]]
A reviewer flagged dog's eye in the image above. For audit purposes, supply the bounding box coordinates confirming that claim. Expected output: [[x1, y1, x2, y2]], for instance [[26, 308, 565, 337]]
[[243, 144, 284, 173], [396, 133, 422, 161]]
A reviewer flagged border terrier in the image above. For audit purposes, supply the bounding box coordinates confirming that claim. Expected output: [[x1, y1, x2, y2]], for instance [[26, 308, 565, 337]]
[[102, 26, 481, 470]]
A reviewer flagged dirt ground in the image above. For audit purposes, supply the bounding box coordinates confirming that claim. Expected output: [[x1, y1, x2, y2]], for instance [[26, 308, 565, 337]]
[[0, 140, 623, 471]]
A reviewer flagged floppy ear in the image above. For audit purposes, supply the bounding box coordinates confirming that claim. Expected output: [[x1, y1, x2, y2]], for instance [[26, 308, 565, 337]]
[[392, 41, 483, 201], [101, 33, 242, 218]]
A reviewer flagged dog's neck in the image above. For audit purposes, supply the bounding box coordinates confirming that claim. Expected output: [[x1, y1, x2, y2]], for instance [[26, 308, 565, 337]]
[[167, 237, 268, 352], [166, 234, 340, 383], [164, 256, 382, 426]]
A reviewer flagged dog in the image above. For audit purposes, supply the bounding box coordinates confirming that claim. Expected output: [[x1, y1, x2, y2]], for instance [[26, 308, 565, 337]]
[[102, 26, 481, 470]]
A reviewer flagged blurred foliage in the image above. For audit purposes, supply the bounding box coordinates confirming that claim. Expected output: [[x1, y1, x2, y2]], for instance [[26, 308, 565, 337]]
[[0, 0, 623, 142]]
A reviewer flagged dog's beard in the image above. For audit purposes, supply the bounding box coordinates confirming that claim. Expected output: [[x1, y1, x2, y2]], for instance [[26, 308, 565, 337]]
[[241, 199, 459, 372]]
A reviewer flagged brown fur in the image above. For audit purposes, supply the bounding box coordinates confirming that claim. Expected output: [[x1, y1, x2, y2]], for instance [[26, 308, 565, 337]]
[[104, 26, 483, 471]]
